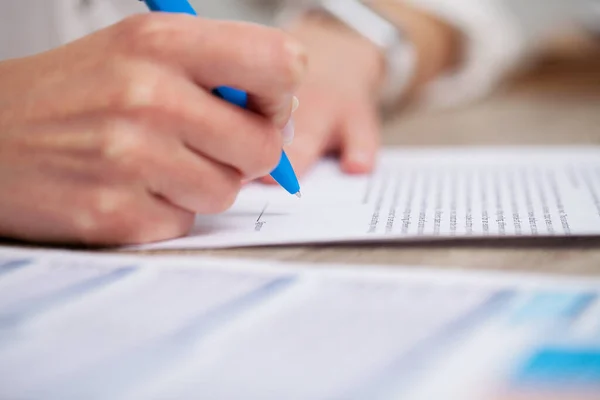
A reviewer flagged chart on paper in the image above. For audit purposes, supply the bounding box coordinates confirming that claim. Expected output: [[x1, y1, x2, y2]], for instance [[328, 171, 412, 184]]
[[134, 146, 600, 250], [1, 247, 600, 400]]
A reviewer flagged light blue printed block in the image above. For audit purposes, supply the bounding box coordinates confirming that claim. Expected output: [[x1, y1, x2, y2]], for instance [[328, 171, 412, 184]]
[[513, 347, 600, 389]]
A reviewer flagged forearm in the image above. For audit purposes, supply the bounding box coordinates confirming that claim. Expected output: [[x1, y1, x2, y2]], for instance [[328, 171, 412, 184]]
[[280, 0, 596, 108], [282, 1, 460, 106]]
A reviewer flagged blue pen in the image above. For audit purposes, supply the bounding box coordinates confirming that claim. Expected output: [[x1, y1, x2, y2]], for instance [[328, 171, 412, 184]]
[[140, 0, 301, 197]]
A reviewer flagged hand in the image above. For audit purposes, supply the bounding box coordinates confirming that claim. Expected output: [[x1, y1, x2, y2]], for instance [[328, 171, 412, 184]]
[[263, 13, 385, 181], [0, 14, 306, 245], [262, 2, 461, 181]]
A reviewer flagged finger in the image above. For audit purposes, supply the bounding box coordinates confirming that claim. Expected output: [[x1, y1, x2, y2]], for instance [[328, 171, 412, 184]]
[[96, 70, 285, 181], [0, 117, 197, 246], [247, 93, 295, 130], [144, 145, 243, 215], [171, 80, 285, 180], [32, 65, 285, 185], [279, 94, 338, 179], [12, 112, 244, 217], [119, 15, 307, 127], [339, 103, 380, 174], [87, 112, 244, 215], [74, 185, 195, 246], [0, 178, 193, 246], [281, 96, 299, 145], [16, 50, 289, 182]]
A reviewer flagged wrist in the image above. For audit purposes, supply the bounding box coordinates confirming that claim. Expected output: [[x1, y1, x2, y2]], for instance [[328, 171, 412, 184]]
[[278, 1, 461, 105]]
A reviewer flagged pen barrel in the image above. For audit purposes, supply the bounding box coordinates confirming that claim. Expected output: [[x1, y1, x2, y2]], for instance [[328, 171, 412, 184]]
[[141, 0, 197, 15]]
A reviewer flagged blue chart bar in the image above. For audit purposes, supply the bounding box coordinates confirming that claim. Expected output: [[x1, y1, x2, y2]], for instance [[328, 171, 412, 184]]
[[0, 266, 137, 329], [513, 347, 600, 389], [0, 259, 31, 277], [511, 292, 598, 325]]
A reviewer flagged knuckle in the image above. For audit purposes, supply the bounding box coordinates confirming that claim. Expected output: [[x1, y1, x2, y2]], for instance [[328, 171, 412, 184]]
[[270, 34, 306, 89], [115, 13, 200, 59], [114, 66, 163, 109], [246, 28, 304, 92], [98, 120, 146, 163], [74, 189, 135, 244], [117, 14, 171, 51]]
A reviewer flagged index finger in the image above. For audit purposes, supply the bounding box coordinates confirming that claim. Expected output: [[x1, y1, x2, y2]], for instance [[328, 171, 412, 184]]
[[117, 14, 307, 127]]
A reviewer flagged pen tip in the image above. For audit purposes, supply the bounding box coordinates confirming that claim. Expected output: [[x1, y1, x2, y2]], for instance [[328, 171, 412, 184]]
[[295, 191, 302, 198]]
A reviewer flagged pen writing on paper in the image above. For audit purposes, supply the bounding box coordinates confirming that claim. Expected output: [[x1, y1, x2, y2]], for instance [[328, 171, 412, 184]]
[[255, 203, 269, 232], [135, 148, 600, 250]]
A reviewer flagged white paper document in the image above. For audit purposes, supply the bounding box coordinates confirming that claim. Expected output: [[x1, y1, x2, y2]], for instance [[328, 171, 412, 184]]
[[1, 247, 599, 400], [134, 146, 600, 250]]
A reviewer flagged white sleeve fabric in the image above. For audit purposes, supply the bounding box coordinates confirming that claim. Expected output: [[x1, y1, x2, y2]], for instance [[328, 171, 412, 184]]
[[0, 0, 276, 61], [0, 1, 59, 60], [0, 1, 146, 61], [54, 0, 277, 45], [402, 0, 595, 108], [54, 0, 146, 46]]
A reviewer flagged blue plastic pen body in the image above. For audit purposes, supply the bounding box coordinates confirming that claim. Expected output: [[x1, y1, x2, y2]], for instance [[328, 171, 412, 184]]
[[139, 0, 301, 196], [142, 0, 196, 14]]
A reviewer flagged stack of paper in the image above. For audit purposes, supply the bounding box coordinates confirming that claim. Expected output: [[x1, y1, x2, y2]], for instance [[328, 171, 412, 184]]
[[1, 247, 599, 400], [132, 146, 600, 250]]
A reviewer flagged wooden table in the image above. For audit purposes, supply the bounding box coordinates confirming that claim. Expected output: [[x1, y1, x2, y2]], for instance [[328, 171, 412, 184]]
[[170, 49, 600, 277]]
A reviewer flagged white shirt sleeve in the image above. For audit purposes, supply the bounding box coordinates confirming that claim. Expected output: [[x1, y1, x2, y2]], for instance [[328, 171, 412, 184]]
[[0, 0, 276, 61], [0, 0, 145, 61], [403, 0, 596, 108], [0, 1, 58, 60], [54, 0, 146, 46]]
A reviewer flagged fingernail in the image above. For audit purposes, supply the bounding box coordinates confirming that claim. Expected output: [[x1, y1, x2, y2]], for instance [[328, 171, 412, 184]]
[[292, 96, 299, 113], [282, 118, 295, 145]]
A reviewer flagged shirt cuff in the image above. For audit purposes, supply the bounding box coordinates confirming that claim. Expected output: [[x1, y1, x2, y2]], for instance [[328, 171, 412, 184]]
[[404, 0, 531, 109]]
